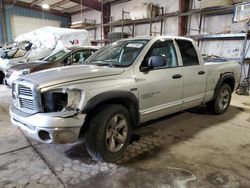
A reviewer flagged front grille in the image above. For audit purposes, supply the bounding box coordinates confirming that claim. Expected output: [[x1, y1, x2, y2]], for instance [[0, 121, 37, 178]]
[[12, 83, 16, 99], [20, 98, 35, 110], [12, 80, 42, 114], [19, 85, 33, 96], [18, 84, 35, 111]]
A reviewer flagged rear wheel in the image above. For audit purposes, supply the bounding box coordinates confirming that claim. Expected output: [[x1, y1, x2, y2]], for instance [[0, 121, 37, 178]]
[[85, 104, 131, 162], [206, 83, 232, 115]]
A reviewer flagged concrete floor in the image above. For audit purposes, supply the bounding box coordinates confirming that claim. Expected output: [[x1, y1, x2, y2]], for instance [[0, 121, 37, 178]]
[[0, 85, 250, 188]]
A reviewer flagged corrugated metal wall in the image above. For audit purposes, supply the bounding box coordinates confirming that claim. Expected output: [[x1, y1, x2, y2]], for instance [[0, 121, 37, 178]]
[[2, 4, 70, 42]]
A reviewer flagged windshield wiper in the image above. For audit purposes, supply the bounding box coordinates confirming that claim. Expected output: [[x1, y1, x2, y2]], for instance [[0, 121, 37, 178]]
[[88, 60, 115, 67], [95, 62, 115, 67]]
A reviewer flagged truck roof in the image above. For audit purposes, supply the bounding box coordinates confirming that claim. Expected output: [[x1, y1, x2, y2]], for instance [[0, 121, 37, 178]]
[[66, 46, 100, 50], [117, 36, 194, 42]]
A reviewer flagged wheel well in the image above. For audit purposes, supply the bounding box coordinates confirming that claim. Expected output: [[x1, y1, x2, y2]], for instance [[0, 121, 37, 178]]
[[80, 98, 139, 136], [222, 77, 235, 91], [212, 74, 235, 101]]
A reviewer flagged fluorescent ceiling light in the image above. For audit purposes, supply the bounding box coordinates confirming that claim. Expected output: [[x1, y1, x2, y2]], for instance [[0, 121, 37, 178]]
[[41, 3, 50, 9]]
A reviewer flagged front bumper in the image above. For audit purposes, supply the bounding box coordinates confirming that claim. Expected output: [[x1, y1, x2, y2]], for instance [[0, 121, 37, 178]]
[[10, 105, 86, 144]]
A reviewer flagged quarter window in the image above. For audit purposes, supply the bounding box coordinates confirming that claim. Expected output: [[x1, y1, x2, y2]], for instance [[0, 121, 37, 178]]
[[176, 40, 199, 66]]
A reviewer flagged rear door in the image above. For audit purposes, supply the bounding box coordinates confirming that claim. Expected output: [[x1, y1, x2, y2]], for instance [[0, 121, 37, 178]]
[[175, 39, 206, 110]]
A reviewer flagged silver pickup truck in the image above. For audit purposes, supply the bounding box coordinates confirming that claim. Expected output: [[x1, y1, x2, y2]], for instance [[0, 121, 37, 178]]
[[10, 36, 240, 162]]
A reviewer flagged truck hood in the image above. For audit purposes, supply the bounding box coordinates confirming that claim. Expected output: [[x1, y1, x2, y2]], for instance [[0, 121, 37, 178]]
[[8, 61, 49, 71], [21, 64, 125, 88]]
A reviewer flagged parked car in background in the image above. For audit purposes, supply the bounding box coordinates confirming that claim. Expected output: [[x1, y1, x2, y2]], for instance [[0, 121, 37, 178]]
[[0, 41, 34, 83], [4, 46, 99, 86], [0, 26, 91, 84]]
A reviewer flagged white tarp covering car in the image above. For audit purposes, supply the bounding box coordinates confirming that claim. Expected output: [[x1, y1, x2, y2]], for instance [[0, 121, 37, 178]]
[[15, 26, 90, 51], [0, 26, 90, 83]]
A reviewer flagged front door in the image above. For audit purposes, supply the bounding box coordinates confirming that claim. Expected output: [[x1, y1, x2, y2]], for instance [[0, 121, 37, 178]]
[[136, 39, 183, 122]]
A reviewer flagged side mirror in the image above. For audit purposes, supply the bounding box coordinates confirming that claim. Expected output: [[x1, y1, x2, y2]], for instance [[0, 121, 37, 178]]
[[140, 56, 167, 72], [148, 56, 167, 69]]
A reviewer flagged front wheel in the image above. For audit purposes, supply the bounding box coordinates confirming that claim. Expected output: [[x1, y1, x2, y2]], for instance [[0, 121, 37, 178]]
[[206, 83, 232, 115], [85, 104, 131, 162]]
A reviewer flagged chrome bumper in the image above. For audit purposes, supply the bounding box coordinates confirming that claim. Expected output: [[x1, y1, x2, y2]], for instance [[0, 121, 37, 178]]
[[10, 105, 86, 144]]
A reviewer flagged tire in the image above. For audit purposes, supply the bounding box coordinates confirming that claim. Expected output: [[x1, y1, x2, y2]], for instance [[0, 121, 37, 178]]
[[206, 83, 232, 115], [85, 104, 131, 162], [0, 71, 4, 84]]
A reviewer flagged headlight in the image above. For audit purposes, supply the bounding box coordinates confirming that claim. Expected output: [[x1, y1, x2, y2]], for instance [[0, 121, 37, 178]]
[[20, 69, 30, 75], [42, 89, 84, 112], [12, 69, 30, 77]]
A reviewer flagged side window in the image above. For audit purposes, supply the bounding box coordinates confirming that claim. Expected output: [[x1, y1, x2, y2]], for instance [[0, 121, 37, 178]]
[[63, 55, 74, 66], [73, 51, 91, 64], [142, 40, 178, 68], [176, 40, 199, 66]]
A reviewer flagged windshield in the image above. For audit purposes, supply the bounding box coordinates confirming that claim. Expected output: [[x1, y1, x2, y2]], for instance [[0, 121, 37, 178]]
[[87, 40, 148, 67], [44, 49, 71, 62]]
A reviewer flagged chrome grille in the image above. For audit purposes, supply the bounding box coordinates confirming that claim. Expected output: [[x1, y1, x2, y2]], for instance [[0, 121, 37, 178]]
[[12, 80, 42, 114], [12, 83, 16, 99], [18, 85, 35, 111], [20, 98, 35, 110], [18, 85, 33, 96]]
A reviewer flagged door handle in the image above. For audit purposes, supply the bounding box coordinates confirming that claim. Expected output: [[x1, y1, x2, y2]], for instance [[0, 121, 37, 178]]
[[198, 71, 205, 75], [172, 74, 182, 79]]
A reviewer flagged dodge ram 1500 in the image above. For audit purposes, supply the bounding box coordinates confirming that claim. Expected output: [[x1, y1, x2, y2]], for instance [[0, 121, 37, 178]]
[[10, 36, 240, 162]]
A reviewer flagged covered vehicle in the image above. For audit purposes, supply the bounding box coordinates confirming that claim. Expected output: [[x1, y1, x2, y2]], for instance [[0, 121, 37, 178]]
[[0, 26, 90, 83], [4, 46, 99, 86]]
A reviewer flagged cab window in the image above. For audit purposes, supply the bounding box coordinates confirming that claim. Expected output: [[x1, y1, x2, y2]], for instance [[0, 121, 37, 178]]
[[176, 40, 199, 66], [142, 40, 178, 69]]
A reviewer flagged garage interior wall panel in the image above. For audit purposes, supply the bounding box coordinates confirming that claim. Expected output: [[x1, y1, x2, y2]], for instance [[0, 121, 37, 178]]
[[72, 10, 102, 40], [4, 4, 70, 41], [72, 0, 179, 40], [71, 10, 101, 24], [11, 16, 60, 39], [190, 0, 250, 58], [110, 0, 179, 37]]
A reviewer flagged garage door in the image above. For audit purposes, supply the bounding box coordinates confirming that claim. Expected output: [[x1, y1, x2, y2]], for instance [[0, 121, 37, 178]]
[[11, 15, 60, 39]]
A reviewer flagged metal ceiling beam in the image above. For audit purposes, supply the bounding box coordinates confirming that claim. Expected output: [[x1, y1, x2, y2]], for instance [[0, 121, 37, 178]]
[[70, 0, 132, 15], [50, 0, 70, 8], [31, 0, 43, 6], [63, 4, 83, 13], [70, 7, 93, 15], [4, 0, 70, 16], [69, 0, 102, 11]]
